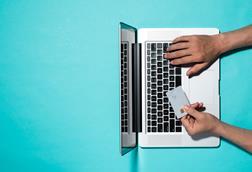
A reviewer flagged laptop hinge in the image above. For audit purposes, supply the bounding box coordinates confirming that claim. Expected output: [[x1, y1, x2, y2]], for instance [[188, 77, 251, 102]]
[[132, 43, 142, 133]]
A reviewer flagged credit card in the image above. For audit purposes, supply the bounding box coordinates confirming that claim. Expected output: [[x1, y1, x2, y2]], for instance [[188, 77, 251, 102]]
[[166, 86, 190, 118]]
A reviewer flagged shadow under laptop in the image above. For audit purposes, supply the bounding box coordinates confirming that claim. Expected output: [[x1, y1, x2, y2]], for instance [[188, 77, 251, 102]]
[[129, 147, 140, 172]]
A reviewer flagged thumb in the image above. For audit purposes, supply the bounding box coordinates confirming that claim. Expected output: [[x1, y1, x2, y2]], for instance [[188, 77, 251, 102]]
[[186, 63, 207, 77], [183, 105, 200, 119], [181, 116, 190, 128]]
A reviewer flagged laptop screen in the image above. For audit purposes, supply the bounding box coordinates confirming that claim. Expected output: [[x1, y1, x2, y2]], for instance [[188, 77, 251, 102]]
[[120, 22, 138, 155]]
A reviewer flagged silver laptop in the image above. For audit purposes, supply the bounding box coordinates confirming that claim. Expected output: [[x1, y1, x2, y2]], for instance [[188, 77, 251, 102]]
[[119, 22, 220, 155]]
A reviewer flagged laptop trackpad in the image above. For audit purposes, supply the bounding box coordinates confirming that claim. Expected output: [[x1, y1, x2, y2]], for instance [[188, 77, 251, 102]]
[[189, 71, 214, 105]]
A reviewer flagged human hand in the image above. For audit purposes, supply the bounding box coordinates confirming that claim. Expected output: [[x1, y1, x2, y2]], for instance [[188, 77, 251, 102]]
[[181, 104, 221, 136], [164, 35, 222, 77]]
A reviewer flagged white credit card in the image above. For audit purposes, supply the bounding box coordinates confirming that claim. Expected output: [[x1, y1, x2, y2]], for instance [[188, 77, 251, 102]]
[[166, 86, 190, 118]]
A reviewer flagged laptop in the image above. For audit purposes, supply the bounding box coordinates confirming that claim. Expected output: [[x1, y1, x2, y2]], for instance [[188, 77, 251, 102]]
[[119, 22, 220, 155]]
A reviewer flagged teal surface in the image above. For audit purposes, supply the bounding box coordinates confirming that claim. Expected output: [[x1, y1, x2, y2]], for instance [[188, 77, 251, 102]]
[[0, 0, 252, 171]]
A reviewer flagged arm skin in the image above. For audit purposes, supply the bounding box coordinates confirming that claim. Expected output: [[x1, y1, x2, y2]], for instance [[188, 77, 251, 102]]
[[164, 25, 252, 76], [181, 104, 252, 153]]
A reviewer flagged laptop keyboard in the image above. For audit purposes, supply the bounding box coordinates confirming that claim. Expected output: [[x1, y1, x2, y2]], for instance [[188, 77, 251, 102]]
[[121, 42, 129, 133], [146, 42, 182, 133]]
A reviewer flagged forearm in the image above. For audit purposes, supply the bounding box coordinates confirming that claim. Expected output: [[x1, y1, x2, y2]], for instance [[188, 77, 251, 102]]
[[214, 121, 252, 153], [217, 25, 252, 54]]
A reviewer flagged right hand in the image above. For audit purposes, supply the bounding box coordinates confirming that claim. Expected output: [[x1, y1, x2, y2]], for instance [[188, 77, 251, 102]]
[[181, 105, 221, 136], [164, 35, 222, 77]]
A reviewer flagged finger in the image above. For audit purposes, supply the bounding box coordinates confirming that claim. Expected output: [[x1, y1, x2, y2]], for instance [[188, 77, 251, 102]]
[[183, 105, 200, 119], [171, 56, 199, 65], [167, 42, 189, 52], [186, 63, 207, 76], [165, 49, 191, 59], [190, 102, 204, 110], [172, 36, 191, 44], [181, 117, 190, 128], [190, 102, 200, 109], [189, 117, 195, 124]]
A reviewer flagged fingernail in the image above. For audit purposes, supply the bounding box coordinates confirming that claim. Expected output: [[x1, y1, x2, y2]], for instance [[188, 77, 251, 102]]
[[163, 54, 166, 58], [170, 61, 174, 64]]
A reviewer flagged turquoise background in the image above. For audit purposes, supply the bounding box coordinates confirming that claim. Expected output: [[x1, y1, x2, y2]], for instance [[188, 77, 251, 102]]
[[0, 0, 252, 171]]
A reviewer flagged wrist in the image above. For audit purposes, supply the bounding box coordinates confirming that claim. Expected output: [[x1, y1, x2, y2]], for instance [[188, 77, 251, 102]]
[[211, 119, 224, 137], [213, 33, 227, 55]]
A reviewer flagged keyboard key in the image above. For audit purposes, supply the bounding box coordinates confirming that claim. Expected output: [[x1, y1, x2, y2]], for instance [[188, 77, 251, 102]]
[[164, 79, 168, 84], [157, 50, 162, 55], [151, 65, 156, 70], [147, 50, 150, 55], [176, 127, 182, 132], [176, 120, 182, 126], [170, 119, 175, 132], [157, 55, 162, 61], [164, 110, 169, 115], [169, 69, 174, 75], [164, 122, 169, 132], [147, 43, 150, 49], [169, 76, 174, 81], [164, 97, 168, 102], [176, 76, 181, 86], [158, 112, 162, 116], [151, 71, 156, 76], [152, 109, 157, 113], [164, 85, 168, 90], [157, 74, 162, 79], [151, 90, 156, 95], [151, 43, 156, 51], [158, 105, 162, 110], [164, 67, 168, 71], [152, 127, 157, 132], [170, 112, 175, 118], [164, 73, 168, 78], [148, 127, 151, 132], [164, 116, 169, 121], [151, 59, 156, 64], [176, 67, 181, 74], [147, 88, 151, 94], [163, 60, 168, 65], [151, 102, 157, 107], [158, 118, 163, 123], [157, 99, 162, 104], [152, 121, 157, 126], [164, 104, 169, 109], [157, 62, 162, 67], [151, 96, 157, 101], [158, 93, 162, 98], [157, 81, 162, 85], [151, 53, 156, 58], [151, 84, 156, 89], [158, 124, 163, 132], [151, 77, 156, 82], [157, 43, 162, 48], [147, 108, 151, 113], [170, 82, 174, 87], [163, 43, 168, 52], [147, 95, 151, 100], [147, 55, 150, 61], [157, 68, 162, 73], [151, 115, 157, 120], [158, 87, 162, 92]]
